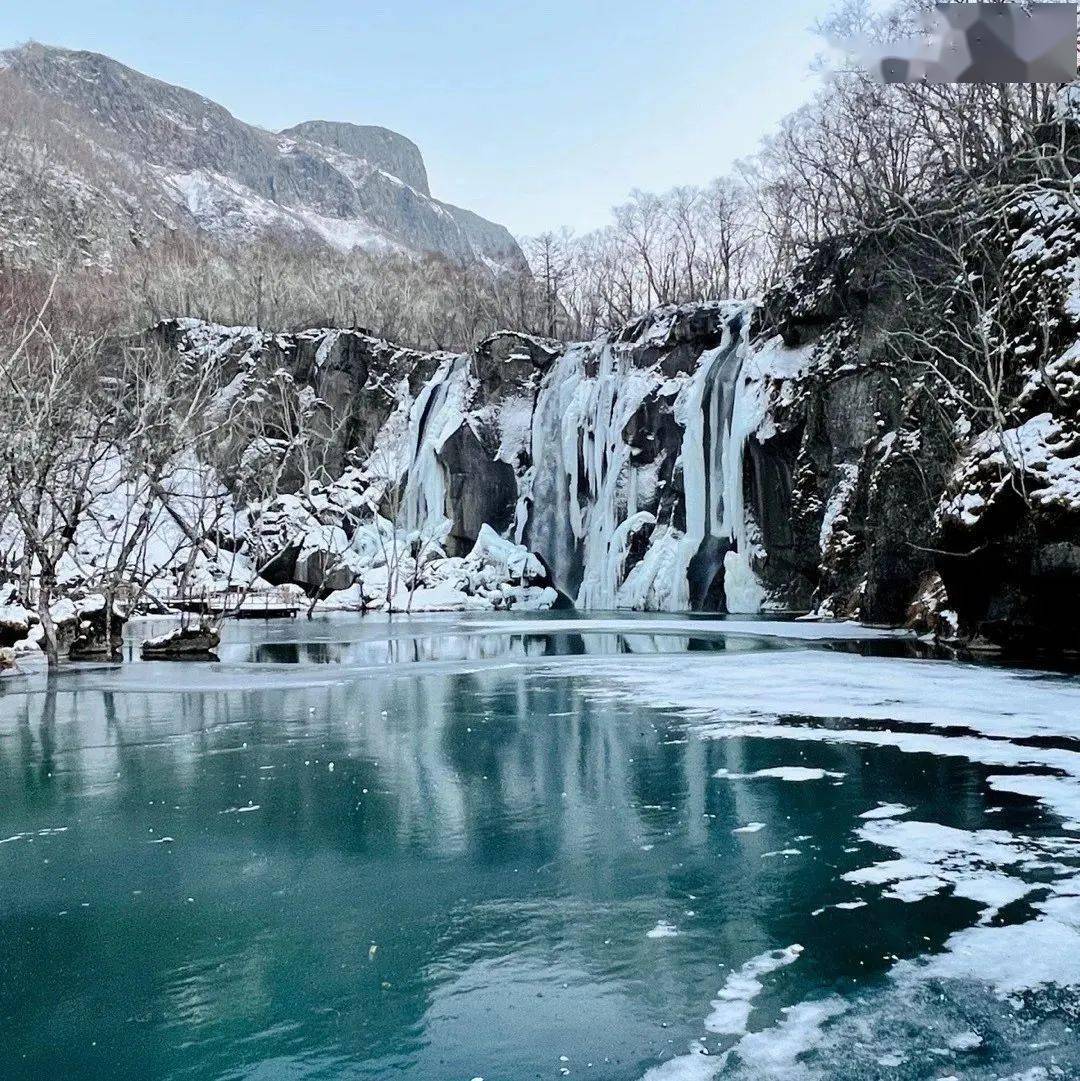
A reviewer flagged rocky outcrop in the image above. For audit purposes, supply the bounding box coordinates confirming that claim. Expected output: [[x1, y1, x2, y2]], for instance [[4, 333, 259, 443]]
[[743, 177, 1080, 652], [936, 414, 1080, 650], [141, 625, 220, 659], [281, 121, 431, 195], [150, 188, 1080, 653]]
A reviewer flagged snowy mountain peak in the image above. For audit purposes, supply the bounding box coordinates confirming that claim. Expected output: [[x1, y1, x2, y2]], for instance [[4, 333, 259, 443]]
[[0, 41, 525, 271]]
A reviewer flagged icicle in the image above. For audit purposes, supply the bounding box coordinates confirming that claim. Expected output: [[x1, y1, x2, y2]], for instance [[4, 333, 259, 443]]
[[386, 303, 783, 615], [401, 354, 468, 535]]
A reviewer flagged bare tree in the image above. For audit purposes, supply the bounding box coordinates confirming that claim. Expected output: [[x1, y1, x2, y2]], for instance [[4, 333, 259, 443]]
[[0, 276, 119, 666]]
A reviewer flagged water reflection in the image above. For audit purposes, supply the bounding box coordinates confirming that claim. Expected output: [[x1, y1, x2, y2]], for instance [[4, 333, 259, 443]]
[[248, 628, 782, 666], [0, 622, 1052, 1081]]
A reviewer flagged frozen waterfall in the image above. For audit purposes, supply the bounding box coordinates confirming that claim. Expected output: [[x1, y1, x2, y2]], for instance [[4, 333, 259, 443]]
[[401, 353, 469, 541], [380, 303, 802, 614]]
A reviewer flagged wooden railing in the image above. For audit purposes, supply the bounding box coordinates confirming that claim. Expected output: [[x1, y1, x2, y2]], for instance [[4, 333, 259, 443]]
[[161, 586, 301, 619]]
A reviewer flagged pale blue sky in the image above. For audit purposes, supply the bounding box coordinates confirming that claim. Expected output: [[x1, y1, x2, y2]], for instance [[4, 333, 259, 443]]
[[4, 0, 834, 235]]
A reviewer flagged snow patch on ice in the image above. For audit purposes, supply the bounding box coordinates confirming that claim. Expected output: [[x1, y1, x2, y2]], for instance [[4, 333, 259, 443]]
[[704, 944, 804, 1034], [858, 803, 912, 820], [646, 920, 679, 939], [714, 766, 845, 782], [733, 822, 766, 835]]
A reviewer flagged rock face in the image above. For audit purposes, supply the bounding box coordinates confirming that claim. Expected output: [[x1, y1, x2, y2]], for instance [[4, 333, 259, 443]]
[[0, 42, 526, 271], [745, 181, 1080, 652], [162, 305, 804, 614], [280, 121, 431, 196], [163, 245, 1080, 650]]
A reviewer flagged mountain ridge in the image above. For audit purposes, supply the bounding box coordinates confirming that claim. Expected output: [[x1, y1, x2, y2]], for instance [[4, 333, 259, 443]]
[[0, 41, 526, 272]]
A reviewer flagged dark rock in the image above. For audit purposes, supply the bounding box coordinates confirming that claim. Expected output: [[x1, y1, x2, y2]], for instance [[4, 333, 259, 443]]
[[438, 424, 518, 557], [141, 625, 221, 659], [939, 504, 1080, 652], [0, 611, 30, 650], [293, 550, 355, 596], [59, 599, 126, 660]]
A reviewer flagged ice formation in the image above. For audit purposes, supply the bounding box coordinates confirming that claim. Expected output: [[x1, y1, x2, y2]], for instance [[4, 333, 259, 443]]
[[362, 305, 808, 615], [0, 303, 845, 639], [174, 305, 810, 617]]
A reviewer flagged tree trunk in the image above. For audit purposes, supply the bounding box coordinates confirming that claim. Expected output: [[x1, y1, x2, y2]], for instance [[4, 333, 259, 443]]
[[18, 556, 32, 609], [104, 585, 115, 658], [37, 580, 59, 670]]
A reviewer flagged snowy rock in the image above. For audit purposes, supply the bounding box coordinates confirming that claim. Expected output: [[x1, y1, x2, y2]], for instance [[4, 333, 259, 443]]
[[0, 598, 31, 648], [141, 625, 220, 659], [40, 594, 127, 661], [938, 413, 1080, 649]]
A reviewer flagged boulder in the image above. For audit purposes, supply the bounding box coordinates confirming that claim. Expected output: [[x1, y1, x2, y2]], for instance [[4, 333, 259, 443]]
[[141, 625, 220, 659], [48, 595, 126, 660], [292, 549, 355, 595], [0, 604, 31, 649]]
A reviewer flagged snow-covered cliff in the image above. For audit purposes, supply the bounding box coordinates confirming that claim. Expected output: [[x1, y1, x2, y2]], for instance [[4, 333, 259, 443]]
[[154, 234, 1080, 653], [148, 303, 814, 617], [7, 257, 1077, 652]]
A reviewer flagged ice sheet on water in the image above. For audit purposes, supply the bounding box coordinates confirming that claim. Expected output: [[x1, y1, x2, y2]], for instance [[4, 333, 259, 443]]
[[559, 648, 1080, 740], [908, 885, 1080, 998], [727, 997, 848, 1078], [811, 901, 867, 915], [986, 774, 1080, 832], [562, 644, 1080, 1077]]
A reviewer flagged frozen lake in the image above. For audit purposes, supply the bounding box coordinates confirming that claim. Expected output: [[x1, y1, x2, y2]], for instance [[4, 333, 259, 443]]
[[0, 612, 1078, 1080]]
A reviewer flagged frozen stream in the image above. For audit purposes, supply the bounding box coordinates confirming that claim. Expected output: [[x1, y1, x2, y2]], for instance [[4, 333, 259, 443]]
[[0, 612, 1078, 1080]]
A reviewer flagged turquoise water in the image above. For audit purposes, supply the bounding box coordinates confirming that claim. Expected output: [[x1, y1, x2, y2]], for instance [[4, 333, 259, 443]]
[[0, 614, 1077, 1080]]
